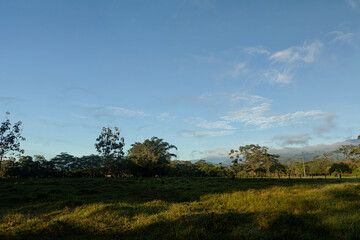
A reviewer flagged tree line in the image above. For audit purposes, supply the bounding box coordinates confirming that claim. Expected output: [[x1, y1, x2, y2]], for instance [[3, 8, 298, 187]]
[[1, 113, 360, 179], [228, 139, 360, 179]]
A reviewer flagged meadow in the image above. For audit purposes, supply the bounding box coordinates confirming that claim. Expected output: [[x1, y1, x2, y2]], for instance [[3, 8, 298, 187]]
[[1, 177, 360, 240]]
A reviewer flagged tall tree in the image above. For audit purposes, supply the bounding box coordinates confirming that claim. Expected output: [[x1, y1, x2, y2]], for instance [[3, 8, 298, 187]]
[[127, 137, 177, 177], [335, 144, 356, 162], [0, 112, 25, 162], [95, 127, 125, 176], [229, 144, 277, 176], [95, 127, 125, 158]]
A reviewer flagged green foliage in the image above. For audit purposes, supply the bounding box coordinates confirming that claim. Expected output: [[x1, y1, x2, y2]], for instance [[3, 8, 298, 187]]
[[329, 162, 351, 175], [95, 127, 125, 158], [0, 112, 25, 162], [127, 137, 177, 177], [229, 144, 281, 177], [308, 155, 333, 175], [352, 168, 360, 176]]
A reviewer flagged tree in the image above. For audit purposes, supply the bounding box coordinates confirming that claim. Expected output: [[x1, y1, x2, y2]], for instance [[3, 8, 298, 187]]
[[95, 127, 125, 158], [229, 144, 279, 177], [329, 162, 351, 179], [0, 157, 19, 178], [229, 144, 262, 176], [261, 151, 280, 176], [50, 152, 78, 176], [335, 145, 356, 162], [350, 147, 360, 161], [95, 127, 125, 176], [0, 112, 26, 162], [308, 155, 333, 176], [270, 162, 286, 179], [127, 137, 177, 177]]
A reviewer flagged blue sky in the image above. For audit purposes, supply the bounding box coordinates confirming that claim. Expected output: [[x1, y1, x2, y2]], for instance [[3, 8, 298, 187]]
[[1, 0, 360, 160]]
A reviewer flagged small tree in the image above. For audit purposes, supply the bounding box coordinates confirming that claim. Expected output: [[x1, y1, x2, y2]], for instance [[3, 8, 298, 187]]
[[95, 127, 125, 176], [329, 162, 351, 179], [95, 127, 125, 158], [0, 112, 26, 162], [270, 162, 286, 179]]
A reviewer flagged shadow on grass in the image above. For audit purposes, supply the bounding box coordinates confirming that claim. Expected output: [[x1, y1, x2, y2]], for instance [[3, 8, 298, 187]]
[[1, 178, 359, 214], [0, 211, 337, 240]]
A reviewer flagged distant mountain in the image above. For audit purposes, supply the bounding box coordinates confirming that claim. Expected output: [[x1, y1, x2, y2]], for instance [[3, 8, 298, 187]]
[[189, 138, 360, 165], [270, 138, 360, 162]]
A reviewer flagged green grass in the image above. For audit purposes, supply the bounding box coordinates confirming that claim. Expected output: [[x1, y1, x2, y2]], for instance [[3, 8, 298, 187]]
[[1, 177, 360, 239]]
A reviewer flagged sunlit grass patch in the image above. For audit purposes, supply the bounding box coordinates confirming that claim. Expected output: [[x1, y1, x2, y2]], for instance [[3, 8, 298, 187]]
[[1, 178, 360, 239]]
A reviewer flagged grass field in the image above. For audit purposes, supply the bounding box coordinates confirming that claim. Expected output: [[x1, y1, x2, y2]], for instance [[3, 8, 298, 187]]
[[1, 177, 360, 240]]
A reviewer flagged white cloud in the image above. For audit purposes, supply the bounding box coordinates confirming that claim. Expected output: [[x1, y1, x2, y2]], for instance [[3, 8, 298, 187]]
[[187, 117, 235, 130], [263, 70, 292, 84], [227, 62, 246, 78], [270, 41, 323, 64], [71, 113, 90, 119], [157, 112, 176, 120], [229, 94, 269, 105], [313, 113, 336, 136], [243, 46, 270, 55], [346, 0, 357, 8], [191, 146, 230, 160], [328, 31, 355, 43], [180, 130, 234, 137], [106, 106, 149, 117], [76, 103, 149, 118], [222, 102, 334, 129]]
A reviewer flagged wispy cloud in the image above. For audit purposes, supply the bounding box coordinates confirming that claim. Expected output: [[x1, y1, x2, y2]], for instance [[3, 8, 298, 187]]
[[328, 31, 355, 43], [180, 130, 234, 137], [221, 102, 334, 129], [107, 106, 149, 117], [76, 103, 149, 119], [313, 113, 336, 136], [263, 70, 292, 84], [174, 92, 269, 108], [157, 113, 176, 121], [226, 62, 246, 78], [71, 113, 90, 119], [273, 133, 312, 147], [186, 117, 235, 130], [229, 94, 269, 105], [270, 40, 323, 64], [191, 146, 230, 160], [271, 138, 360, 156], [346, 0, 357, 8], [243, 46, 270, 55]]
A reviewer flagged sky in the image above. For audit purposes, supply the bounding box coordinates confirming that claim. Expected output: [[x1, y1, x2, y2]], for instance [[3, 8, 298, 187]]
[[1, 0, 360, 161]]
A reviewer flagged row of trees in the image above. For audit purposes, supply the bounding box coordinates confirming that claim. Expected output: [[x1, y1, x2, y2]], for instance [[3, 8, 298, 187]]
[[0, 122, 229, 178], [0, 154, 231, 178], [228, 141, 360, 178], [1, 113, 360, 179]]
